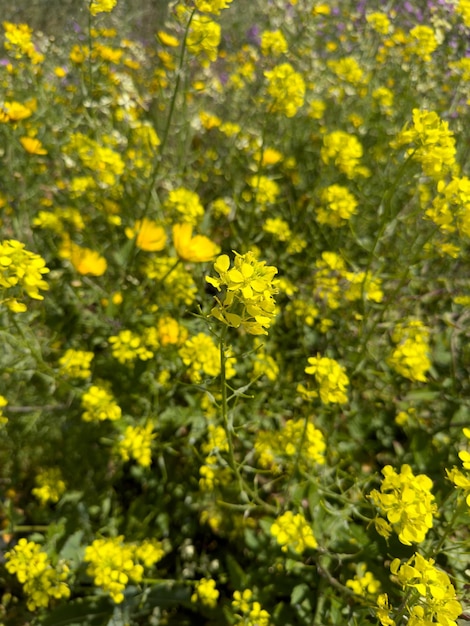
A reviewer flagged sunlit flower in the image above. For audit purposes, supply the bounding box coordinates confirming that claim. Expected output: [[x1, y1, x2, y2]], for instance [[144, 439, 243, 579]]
[[172, 223, 220, 262]]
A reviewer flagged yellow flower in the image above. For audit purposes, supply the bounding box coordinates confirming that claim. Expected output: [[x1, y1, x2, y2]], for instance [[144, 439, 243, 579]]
[[125, 219, 167, 252], [20, 136, 47, 155], [89, 0, 117, 16], [172, 223, 220, 262], [60, 239, 107, 276]]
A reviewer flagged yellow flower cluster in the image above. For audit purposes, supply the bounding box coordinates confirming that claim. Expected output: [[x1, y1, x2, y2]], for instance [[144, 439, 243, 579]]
[[232, 589, 271, 626], [0, 239, 49, 312], [406, 25, 439, 62], [262, 217, 291, 242], [369, 464, 437, 545], [387, 320, 431, 383], [248, 175, 280, 208], [327, 56, 366, 87], [390, 553, 462, 626], [164, 188, 205, 226], [118, 423, 155, 467], [191, 577, 219, 608], [179, 332, 235, 383], [366, 12, 391, 35], [255, 419, 326, 472], [195, 0, 233, 15], [109, 329, 155, 364], [145, 256, 197, 306], [321, 131, 369, 179], [58, 348, 94, 379], [187, 15, 221, 67], [67, 132, 125, 187], [346, 563, 381, 597], [260, 29, 288, 57], [304, 355, 349, 404], [264, 62, 305, 117], [32, 468, 67, 506], [3, 21, 44, 63], [5, 539, 70, 611], [84, 536, 165, 603], [457, 0, 470, 27], [426, 176, 470, 240], [206, 251, 278, 335], [81, 385, 122, 422], [317, 184, 358, 227], [391, 109, 456, 179], [270, 510, 317, 554]]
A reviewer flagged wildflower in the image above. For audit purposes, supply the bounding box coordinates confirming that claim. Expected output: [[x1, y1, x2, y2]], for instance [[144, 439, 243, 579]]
[[0, 101, 33, 123], [58, 348, 94, 379], [5, 539, 70, 611], [375, 593, 396, 626], [369, 464, 437, 545], [248, 175, 280, 208], [327, 56, 365, 87], [118, 423, 155, 467], [271, 510, 317, 554], [388, 320, 431, 382], [195, 0, 233, 15], [187, 15, 221, 66], [346, 563, 381, 597], [145, 256, 197, 306], [206, 251, 278, 335], [390, 553, 462, 626], [406, 25, 439, 62], [321, 131, 367, 178], [232, 590, 271, 626], [265, 62, 305, 117], [201, 424, 229, 456], [81, 385, 122, 422], [109, 329, 154, 364], [157, 316, 188, 346], [84, 536, 164, 603], [457, 0, 470, 27], [125, 219, 167, 252], [0, 395, 8, 426], [260, 30, 288, 57], [172, 223, 220, 262], [391, 109, 456, 179], [305, 355, 349, 404], [366, 12, 391, 35], [255, 419, 326, 472], [89, 0, 118, 15], [179, 332, 230, 383], [317, 184, 358, 227], [164, 188, 204, 225], [191, 578, 219, 608], [32, 469, 66, 505], [60, 239, 107, 276], [252, 347, 279, 381], [20, 137, 47, 155], [0, 240, 49, 312]]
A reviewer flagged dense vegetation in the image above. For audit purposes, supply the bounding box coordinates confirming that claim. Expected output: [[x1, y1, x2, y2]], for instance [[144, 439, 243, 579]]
[[2, 1, 470, 624]]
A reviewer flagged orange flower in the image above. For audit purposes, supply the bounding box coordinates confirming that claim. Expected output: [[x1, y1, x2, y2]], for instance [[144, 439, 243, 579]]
[[172, 223, 220, 262]]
